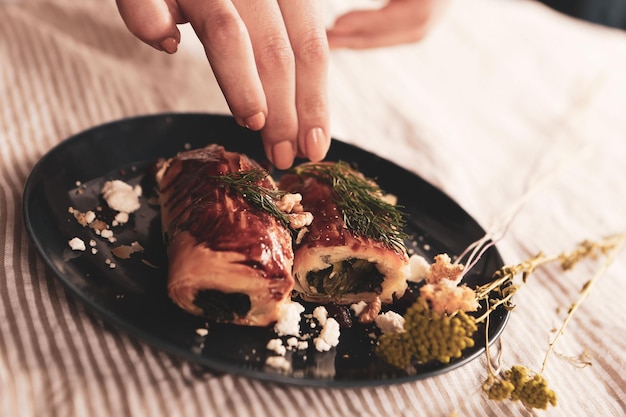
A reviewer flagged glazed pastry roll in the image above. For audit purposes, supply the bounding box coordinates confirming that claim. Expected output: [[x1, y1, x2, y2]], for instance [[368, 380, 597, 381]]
[[156, 144, 295, 326], [279, 162, 409, 305]]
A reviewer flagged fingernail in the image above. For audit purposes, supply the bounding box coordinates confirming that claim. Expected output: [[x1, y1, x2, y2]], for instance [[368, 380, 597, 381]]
[[243, 112, 266, 131], [305, 127, 329, 161], [160, 37, 178, 54], [272, 141, 295, 169]]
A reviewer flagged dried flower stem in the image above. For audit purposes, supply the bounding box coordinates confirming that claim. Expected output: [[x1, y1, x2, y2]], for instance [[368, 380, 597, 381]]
[[479, 232, 625, 409], [474, 233, 626, 326], [483, 315, 504, 378], [473, 253, 557, 324], [540, 233, 626, 374]]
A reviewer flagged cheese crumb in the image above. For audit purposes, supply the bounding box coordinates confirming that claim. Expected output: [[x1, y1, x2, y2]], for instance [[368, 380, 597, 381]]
[[313, 317, 340, 352], [350, 301, 368, 316], [312, 305, 328, 326], [101, 229, 114, 239], [286, 337, 299, 349], [101, 180, 141, 213], [100, 229, 116, 243], [375, 311, 406, 334], [408, 254, 431, 283], [113, 212, 129, 226], [266, 338, 287, 356], [70, 208, 97, 227], [274, 302, 305, 336], [68, 237, 86, 251]]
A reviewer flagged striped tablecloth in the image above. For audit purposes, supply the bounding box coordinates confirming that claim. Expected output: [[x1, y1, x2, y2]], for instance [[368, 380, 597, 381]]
[[1, 0, 625, 416]]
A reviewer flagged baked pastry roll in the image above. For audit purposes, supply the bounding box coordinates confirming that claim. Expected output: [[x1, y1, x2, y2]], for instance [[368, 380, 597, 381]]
[[156, 144, 295, 326], [279, 162, 409, 305]]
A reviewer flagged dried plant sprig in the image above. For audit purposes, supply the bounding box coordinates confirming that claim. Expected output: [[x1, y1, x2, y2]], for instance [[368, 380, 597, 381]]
[[541, 233, 626, 373], [480, 232, 626, 410], [555, 350, 592, 369], [483, 365, 558, 410], [473, 233, 626, 324]]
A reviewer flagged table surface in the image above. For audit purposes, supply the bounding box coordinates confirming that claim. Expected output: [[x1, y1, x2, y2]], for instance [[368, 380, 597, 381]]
[[1, 0, 625, 416]]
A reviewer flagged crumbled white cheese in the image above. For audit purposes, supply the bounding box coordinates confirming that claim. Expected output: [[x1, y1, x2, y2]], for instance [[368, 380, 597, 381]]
[[100, 229, 116, 243], [314, 338, 332, 352], [113, 212, 129, 226], [70, 208, 97, 227], [407, 254, 431, 283], [265, 356, 291, 372], [375, 311, 406, 334], [312, 305, 328, 326], [286, 337, 299, 349], [350, 301, 368, 316], [84, 211, 96, 224], [68, 237, 86, 251], [313, 317, 340, 352], [274, 302, 305, 336], [101, 180, 141, 213], [266, 338, 287, 356], [100, 229, 114, 239]]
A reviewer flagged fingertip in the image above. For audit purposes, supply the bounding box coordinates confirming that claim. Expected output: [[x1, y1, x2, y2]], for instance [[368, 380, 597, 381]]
[[159, 37, 179, 54], [116, 0, 179, 50], [304, 127, 330, 162], [239, 112, 266, 131], [271, 141, 296, 170]]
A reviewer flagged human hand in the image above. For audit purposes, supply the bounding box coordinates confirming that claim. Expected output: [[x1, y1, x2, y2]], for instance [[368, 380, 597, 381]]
[[116, 0, 330, 169], [327, 0, 448, 49]]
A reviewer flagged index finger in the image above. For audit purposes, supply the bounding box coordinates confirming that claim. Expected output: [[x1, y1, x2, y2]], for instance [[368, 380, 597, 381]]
[[278, 0, 330, 162], [178, 0, 269, 131]]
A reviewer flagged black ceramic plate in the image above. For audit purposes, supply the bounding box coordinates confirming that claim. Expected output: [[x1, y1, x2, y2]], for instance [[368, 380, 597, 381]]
[[23, 113, 508, 387]]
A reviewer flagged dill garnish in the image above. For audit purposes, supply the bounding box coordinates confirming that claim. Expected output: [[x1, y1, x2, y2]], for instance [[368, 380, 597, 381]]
[[208, 169, 291, 227], [291, 161, 408, 253]]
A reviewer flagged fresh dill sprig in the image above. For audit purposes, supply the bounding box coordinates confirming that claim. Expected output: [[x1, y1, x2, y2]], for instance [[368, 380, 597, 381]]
[[208, 169, 291, 227], [291, 161, 408, 253]]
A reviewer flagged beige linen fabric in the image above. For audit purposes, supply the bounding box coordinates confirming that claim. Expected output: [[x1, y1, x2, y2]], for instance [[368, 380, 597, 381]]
[[1, 0, 625, 416]]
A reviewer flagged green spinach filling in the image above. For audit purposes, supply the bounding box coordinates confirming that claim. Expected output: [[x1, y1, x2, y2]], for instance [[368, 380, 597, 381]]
[[193, 289, 251, 323], [306, 258, 384, 298]]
